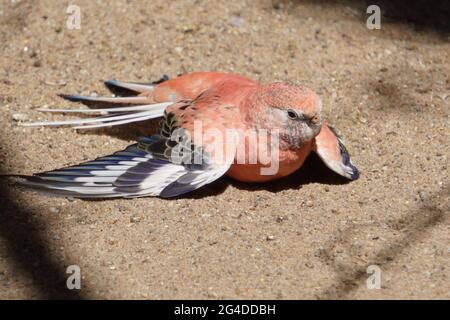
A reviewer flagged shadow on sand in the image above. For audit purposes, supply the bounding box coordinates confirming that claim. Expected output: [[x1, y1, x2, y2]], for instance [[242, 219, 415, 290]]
[[316, 185, 449, 299], [284, 0, 450, 38], [0, 162, 88, 299]]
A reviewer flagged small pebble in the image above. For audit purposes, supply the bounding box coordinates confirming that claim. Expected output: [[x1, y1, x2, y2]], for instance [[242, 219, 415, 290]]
[[49, 207, 60, 214], [12, 113, 29, 121], [272, 1, 284, 10], [130, 215, 141, 223], [229, 15, 244, 27], [44, 80, 67, 86], [418, 190, 427, 201]]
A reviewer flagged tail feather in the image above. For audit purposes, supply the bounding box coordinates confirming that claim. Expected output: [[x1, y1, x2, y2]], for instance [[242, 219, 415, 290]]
[[20, 76, 174, 129], [37, 102, 171, 114], [59, 94, 150, 104], [104, 75, 168, 96], [72, 112, 162, 129], [104, 80, 155, 94], [20, 102, 171, 129]]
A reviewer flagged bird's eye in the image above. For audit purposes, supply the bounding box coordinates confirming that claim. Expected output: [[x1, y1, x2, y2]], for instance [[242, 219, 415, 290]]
[[287, 109, 298, 120]]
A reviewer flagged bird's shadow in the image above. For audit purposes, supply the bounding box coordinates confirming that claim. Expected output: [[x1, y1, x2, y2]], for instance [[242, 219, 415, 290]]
[[73, 118, 160, 141], [73, 151, 350, 201], [180, 152, 352, 200]]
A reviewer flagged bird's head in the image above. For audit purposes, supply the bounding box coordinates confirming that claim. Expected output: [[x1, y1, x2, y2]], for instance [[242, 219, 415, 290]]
[[247, 83, 323, 150]]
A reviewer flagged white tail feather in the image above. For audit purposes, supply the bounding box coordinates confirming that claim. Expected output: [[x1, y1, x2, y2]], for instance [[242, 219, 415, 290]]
[[36, 102, 172, 114], [20, 103, 170, 128], [72, 113, 164, 129]]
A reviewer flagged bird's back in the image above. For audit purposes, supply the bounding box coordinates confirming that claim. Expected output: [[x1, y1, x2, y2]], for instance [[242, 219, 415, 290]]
[[152, 71, 258, 102]]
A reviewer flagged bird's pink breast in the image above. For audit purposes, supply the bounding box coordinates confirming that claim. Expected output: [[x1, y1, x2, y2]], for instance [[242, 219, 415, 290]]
[[227, 141, 313, 182]]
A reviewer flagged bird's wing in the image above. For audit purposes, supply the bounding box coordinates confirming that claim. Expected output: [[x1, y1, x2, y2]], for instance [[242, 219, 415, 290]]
[[18, 109, 233, 198], [313, 123, 359, 180], [20, 102, 172, 129], [103, 75, 169, 96], [19, 75, 172, 129], [134, 107, 235, 198], [19, 72, 254, 129]]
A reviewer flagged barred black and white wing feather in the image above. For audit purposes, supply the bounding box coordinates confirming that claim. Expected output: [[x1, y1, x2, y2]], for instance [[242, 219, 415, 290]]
[[18, 111, 232, 198]]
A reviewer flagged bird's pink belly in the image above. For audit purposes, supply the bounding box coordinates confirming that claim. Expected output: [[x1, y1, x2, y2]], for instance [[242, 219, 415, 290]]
[[226, 142, 313, 182]]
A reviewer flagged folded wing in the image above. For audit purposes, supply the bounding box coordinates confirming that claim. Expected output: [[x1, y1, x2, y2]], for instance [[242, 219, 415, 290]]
[[313, 123, 359, 180]]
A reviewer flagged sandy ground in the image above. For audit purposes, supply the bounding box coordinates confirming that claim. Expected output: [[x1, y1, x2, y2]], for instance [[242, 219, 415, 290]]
[[0, 0, 448, 299]]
